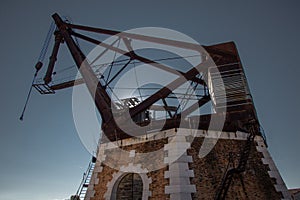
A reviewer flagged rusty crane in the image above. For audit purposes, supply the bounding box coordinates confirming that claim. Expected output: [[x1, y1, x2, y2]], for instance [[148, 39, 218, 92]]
[[22, 13, 266, 199]]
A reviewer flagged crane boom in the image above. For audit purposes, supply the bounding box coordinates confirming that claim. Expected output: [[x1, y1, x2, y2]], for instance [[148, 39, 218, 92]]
[[52, 13, 115, 125], [31, 13, 260, 141]]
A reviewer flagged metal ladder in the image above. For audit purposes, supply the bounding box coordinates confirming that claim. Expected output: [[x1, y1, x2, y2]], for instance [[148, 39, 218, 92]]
[[76, 157, 96, 200]]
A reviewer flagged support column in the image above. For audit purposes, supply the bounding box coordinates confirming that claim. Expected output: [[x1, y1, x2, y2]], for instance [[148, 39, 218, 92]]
[[164, 129, 196, 199]]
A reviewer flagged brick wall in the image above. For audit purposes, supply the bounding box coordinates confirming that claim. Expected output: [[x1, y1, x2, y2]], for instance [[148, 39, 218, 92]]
[[90, 137, 169, 200], [87, 129, 286, 200], [189, 137, 282, 199]]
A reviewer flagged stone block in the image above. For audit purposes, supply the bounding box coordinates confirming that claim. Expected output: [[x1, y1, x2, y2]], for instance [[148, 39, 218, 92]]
[[165, 184, 196, 194], [164, 170, 194, 179]]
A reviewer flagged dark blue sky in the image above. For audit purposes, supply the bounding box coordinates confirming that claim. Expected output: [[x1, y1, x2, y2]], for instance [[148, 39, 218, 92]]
[[0, 1, 299, 199]]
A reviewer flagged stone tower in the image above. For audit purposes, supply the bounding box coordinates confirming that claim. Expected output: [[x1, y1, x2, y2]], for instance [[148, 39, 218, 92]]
[[80, 42, 291, 200], [85, 128, 290, 200]]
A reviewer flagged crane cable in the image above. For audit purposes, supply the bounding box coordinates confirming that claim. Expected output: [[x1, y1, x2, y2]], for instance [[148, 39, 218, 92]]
[[19, 70, 38, 121], [39, 21, 56, 62], [19, 21, 56, 121], [106, 38, 121, 83]]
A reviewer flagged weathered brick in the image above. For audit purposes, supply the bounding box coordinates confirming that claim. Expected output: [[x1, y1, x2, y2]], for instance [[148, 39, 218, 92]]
[[88, 131, 285, 200]]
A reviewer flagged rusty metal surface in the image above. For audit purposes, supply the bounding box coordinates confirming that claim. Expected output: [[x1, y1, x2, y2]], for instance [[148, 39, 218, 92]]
[[36, 13, 260, 142], [52, 13, 116, 124]]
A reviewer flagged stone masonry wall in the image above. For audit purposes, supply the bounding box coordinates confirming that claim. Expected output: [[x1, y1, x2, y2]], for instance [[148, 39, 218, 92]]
[[90, 136, 169, 200], [87, 129, 288, 200], [189, 137, 283, 200]]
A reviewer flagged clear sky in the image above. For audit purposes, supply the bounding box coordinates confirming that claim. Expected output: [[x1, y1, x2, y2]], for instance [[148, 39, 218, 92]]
[[0, 0, 299, 199]]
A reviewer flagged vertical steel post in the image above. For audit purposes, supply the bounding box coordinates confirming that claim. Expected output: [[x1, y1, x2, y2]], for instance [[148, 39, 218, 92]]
[[44, 31, 62, 84]]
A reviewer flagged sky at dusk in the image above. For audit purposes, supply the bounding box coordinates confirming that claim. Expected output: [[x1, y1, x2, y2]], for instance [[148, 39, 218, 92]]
[[0, 1, 299, 199]]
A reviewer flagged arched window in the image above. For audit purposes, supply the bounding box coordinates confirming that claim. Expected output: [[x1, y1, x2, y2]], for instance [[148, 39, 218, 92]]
[[116, 173, 143, 200]]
